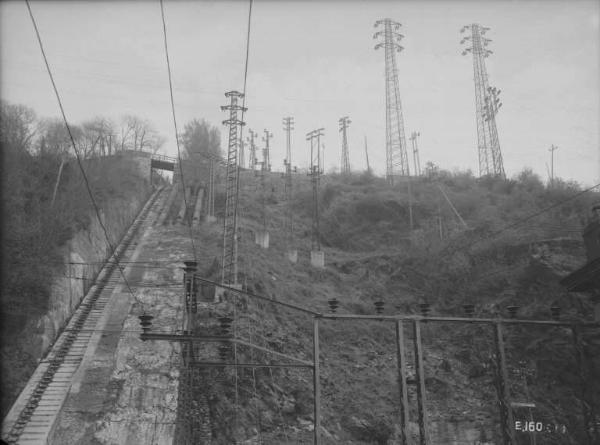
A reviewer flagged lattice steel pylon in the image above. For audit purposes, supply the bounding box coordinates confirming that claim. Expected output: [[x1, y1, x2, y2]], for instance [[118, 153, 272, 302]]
[[262, 129, 272, 172], [409, 131, 421, 176], [339, 116, 351, 176], [306, 128, 324, 250], [283, 117, 295, 244], [374, 18, 410, 184], [460, 23, 506, 178], [220, 91, 246, 286], [247, 129, 257, 170]]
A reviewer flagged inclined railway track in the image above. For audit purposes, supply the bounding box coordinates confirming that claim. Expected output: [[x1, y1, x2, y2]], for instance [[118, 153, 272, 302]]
[[2, 186, 167, 445]]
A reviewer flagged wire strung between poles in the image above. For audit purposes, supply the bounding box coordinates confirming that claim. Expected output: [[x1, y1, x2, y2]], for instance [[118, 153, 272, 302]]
[[159, 0, 198, 262], [24, 0, 148, 311]]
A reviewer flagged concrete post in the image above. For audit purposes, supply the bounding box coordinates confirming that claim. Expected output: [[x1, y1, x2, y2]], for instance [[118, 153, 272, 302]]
[[310, 250, 325, 268], [286, 249, 298, 263], [192, 188, 204, 227], [255, 230, 269, 249]]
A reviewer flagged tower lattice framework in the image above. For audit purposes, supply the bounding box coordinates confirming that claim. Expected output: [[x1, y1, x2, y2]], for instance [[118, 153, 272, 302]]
[[461, 23, 505, 178], [374, 18, 410, 183], [307, 128, 324, 251], [220, 90, 246, 285], [283, 117, 295, 244], [339, 116, 351, 175], [247, 129, 257, 170]]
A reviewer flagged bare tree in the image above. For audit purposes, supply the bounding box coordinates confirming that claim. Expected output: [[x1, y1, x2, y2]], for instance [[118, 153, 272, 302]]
[[119, 115, 164, 153], [38, 118, 83, 158], [0, 101, 38, 153]]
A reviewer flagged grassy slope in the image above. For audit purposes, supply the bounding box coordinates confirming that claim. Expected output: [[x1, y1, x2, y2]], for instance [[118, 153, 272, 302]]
[[202, 169, 600, 444]]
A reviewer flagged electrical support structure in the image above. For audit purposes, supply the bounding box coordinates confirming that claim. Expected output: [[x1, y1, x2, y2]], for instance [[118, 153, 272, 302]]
[[339, 116, 351, 176], [262, 129, 272, 173], [409, 131, 421, 176], [220, 91, 246, 286], [283, 117, 295, 246], [374, 18, 410, 183], [206, 156, 216, 220], [307, 128, 324, 251], [460, 23, 506, 178], [239, 138, 246, 170], [247, 129, 257, 170]]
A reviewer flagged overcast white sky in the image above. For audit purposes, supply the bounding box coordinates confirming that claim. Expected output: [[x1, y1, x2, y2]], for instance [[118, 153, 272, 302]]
[[1, 0, 599, 185]]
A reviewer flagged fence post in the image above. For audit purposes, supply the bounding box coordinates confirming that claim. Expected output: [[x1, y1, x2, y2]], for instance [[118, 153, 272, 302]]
[[396, 320, 410, 444], [313, 317, 321, 445], [413, 320, 429, 444], [493, 321, 515, 444]]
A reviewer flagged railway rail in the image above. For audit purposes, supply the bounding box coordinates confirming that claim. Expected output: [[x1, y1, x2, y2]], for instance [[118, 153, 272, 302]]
[[1, 186, 167, 445]]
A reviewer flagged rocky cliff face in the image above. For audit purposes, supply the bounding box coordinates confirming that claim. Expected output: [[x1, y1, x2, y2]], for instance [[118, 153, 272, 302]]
[[24, 193, 147, 364]]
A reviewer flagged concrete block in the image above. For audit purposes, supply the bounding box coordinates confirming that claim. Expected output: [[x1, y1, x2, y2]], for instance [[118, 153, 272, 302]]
[[310, 250, 325, 268], [255, 231, 269, 249], [286, 249, 298, 263]]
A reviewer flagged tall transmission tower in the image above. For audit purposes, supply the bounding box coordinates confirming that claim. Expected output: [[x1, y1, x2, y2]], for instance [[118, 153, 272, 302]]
[[262, 129, 272, 172], [220, 91, 246, 286], [460, 23, 506, 178], [283, 116, 295, 253], [409, 131, 421, 176], [339, 116, 351, 175], [306, 128, 324, 251], [247, 129, 257, 170], [374, 18, 410, 183]]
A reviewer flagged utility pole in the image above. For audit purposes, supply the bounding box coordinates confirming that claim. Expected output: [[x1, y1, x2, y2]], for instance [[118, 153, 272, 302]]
[[339, 116, 351, 176], [307, 128, 325, 268], [283, 116, 297, 262], [247, 129, 257, 170], [239, 138, 246, 170], [460, 23, 506, 179], [374, 18, 410, 184], [206, 156, 216, 222], [409, 131, 421, 176], [254, 130, 272, 249], [364, 136, 371, 174], [262, 129, 272, 172], [220, 91, 246, 286], [549, 144, 558, 186]]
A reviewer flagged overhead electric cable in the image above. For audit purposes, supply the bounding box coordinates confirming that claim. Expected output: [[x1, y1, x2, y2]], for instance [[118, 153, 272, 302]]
[[159, 0, 198, 261], [24, 0, 140, 304]]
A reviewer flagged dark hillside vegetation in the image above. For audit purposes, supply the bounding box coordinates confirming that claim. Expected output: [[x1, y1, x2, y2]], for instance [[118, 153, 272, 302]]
[[195, 167, 600, 443], [1, 101, 151, 416]]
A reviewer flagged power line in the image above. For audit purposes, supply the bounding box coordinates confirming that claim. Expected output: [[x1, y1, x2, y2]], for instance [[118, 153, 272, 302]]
[[159, 0, 197, 261], [490, 182, 599, 239], [444, 182, 600, 256], [24, 0, 140, 305]]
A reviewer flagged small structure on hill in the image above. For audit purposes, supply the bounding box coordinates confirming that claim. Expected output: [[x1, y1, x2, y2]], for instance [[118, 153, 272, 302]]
[[560, 204, 600, 321]]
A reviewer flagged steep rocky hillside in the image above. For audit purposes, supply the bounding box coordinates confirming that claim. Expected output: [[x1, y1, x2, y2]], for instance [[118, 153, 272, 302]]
[[1, 153, 151, 417], [192, 168, 599, 444]]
